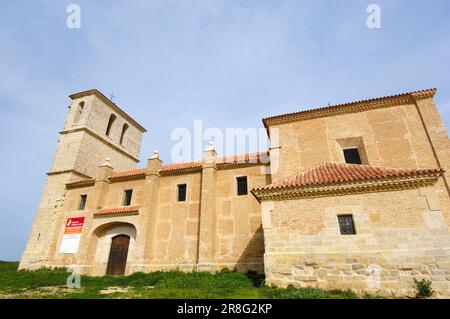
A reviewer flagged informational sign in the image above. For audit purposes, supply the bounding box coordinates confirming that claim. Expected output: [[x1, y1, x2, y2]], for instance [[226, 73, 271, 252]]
[[59, 217, 85, 254]]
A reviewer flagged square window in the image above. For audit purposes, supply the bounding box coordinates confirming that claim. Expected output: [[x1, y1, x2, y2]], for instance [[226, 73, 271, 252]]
[[79, 195, 87, 210], [338, 215, 356, 235], [178, 184, 187, 202], [123, 190, 133, 206], [236, 176, 248, 196], [343, 148, 362, 165]]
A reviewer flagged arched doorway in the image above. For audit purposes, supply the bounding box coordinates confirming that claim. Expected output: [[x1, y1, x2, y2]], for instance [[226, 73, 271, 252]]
[[106, 234, 130, 275], [87, 222, 137, 276]]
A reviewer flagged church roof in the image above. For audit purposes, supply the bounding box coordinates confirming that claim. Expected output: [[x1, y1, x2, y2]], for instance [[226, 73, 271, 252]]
[[262, 88, 437, 129], [160, 161, 203, 174], [110, 168, 148, 179], [107, 151, 269, 180], [67, 151, 270, 186], [252, 162, 443, 201]]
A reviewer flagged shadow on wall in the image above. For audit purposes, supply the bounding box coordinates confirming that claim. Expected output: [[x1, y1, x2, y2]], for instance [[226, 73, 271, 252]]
[[235, 225, 265, 277]]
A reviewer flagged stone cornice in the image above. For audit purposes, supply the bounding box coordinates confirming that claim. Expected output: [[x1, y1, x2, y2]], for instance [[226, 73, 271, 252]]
[[66, 179, 96, 189], [252, 173, 442, 202], [160, 167, 204, 176], [263, 88, 437, 129], [47, 169, 92, 179], [59, 126, 140, 162], [215, 161, 270, 170]]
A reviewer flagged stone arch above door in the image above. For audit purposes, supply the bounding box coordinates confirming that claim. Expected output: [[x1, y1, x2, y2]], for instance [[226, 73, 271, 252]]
[[87, 222, 137, 276]]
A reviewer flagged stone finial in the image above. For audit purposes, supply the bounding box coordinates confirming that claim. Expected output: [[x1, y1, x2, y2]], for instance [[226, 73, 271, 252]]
[[204, 141, 215, 152], [101, 157, 113, 168], [203, 141, 217, 164], [97, 157, 113, 181], [147, 149, 162, 174], [151, 150, 159, 159]]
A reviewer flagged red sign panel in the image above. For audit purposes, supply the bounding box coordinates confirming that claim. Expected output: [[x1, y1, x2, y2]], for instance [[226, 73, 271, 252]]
[[64, 217, 85, 234], [66, 217, 85, 228]]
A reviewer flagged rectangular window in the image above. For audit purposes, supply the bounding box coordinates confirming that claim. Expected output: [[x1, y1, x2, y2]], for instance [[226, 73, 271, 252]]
[[236, 176, 248, 196], [123, 189, 133, 206], [343, 148, 362, 165], [338, 215, 356, 235], [178, 184, 187, 202], [79, 195, 87, 210]]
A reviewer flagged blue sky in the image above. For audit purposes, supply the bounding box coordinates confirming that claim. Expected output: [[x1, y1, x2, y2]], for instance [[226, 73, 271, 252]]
[[0, 0, 449, 260]]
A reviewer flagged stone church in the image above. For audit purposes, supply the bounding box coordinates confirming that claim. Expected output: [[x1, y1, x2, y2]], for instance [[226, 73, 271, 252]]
[[20, 88, 450, 297]]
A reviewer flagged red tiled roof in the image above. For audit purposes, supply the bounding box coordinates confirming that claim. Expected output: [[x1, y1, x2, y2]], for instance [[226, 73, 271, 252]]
[[161, 161, 203, 173], [107, 151, 270, 179], [66, 151, 270, 186], [94, 205, 140, 216], [263, 88, 437, 128], [108, 162, 204, 180], [253, 162, 444, 191], [110, 168, 147, 179]]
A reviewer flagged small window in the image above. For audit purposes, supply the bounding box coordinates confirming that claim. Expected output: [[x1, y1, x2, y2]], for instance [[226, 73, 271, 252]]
[[178, 184, 187, 202], [123, 189, 133, 206], [338, 215, 356, 235], [79, 195, 87, 210], [343, 148, 362, 165], [106, 114, 117, 136], [236, 176, 248, 196], [119, 123, 129, 145]]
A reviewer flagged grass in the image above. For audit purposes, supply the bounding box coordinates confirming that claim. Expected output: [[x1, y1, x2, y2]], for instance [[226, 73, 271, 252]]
[[0, 261, 357, 299]]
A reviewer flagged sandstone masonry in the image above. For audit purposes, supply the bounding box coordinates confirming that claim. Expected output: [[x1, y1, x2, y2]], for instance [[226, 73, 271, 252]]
[[20, 88, 450, 297]]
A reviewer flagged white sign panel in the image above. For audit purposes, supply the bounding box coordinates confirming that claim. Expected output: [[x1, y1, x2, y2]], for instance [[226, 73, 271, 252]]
[[59, 217, 85, 254]]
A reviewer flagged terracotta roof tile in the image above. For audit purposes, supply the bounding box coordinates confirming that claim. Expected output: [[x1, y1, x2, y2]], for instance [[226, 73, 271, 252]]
[[94, 205, 140, 216], [254, 162, 444, 191], [110, 168, 147, 179], [66, 151, 270, 186], [107, 151, 270, 179], [161, 161, 203, 173]]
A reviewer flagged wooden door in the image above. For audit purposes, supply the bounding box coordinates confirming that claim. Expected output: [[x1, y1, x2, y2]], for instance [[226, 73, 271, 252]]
[[106, 234, 130, 275]]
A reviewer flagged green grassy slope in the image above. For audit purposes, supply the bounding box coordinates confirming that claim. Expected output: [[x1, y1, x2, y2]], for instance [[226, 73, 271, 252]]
[[0, 262, 357, 299]]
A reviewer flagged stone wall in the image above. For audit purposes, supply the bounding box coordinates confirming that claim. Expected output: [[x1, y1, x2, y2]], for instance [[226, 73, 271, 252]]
[[45, 161, 270, 275], [151, 172, 202, 270], [19, 172, 81, 269], [270, 102, 441, 181], [263, 186, 450, 297], [268, 95, 450, 232], [214, 166, 270, 273]]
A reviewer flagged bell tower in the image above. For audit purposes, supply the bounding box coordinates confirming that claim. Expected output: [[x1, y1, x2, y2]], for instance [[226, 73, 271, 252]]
[[19, 89, 146, 269]]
